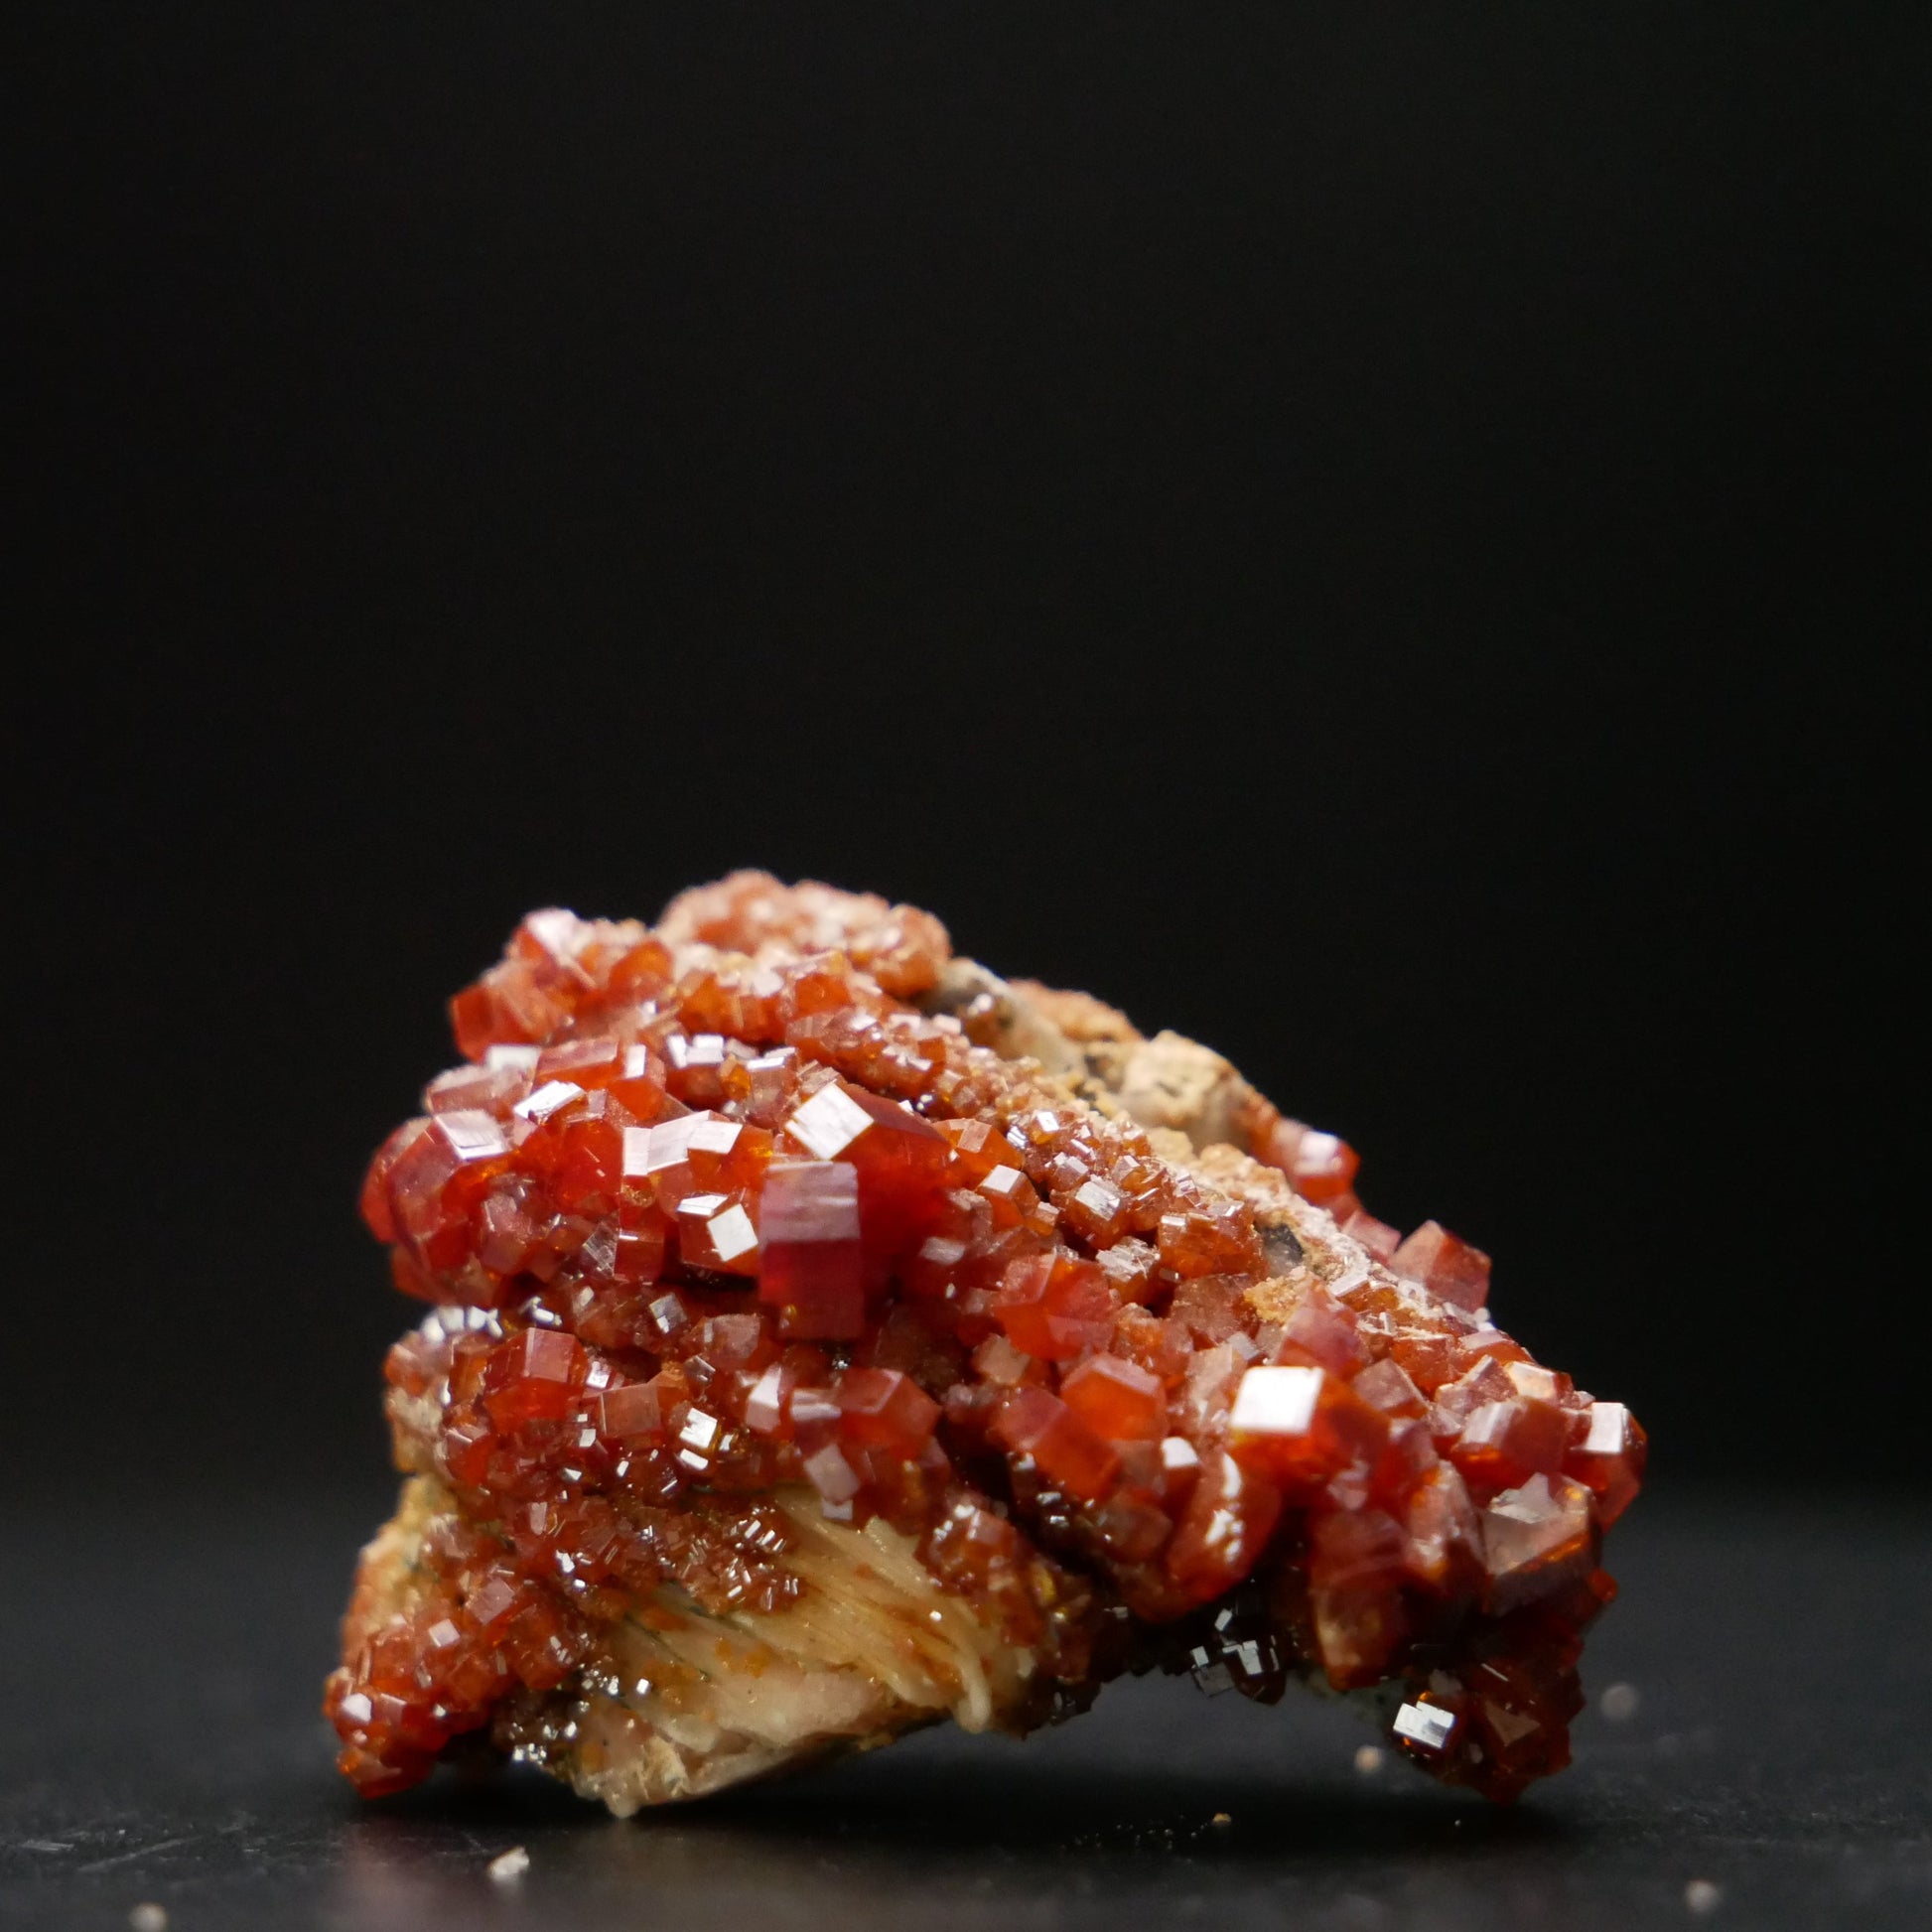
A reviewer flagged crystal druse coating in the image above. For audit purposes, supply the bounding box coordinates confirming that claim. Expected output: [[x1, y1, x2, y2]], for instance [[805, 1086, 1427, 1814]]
[[327, 875, 1644, 1809]]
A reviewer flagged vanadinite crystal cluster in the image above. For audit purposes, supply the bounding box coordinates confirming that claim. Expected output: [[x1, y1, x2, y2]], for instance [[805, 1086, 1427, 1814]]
[[328, 874, 1644, 1811]]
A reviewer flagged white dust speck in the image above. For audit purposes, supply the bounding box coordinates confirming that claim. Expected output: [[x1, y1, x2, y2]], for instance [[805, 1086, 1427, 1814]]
[[1600, 1682, 1641, 1723], [1685, 1877, 1723, 1914], [1353, 1744, 1385, 1775], [487, 1846, 531, 1883], [129, 1907, 168, 1932]]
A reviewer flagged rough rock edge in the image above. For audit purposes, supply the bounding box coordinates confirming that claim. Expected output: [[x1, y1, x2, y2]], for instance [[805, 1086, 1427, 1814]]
[[923, 956, 1428, 1324], [341, 1472, 1042, 1814]]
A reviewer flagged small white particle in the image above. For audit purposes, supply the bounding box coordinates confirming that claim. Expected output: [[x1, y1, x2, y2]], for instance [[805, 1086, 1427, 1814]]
[[512, 1078, 585, 1123], [1600, 1682, 1641, 1723], [1685, 1878, 1722, 1915], [1585, 1400, 1631, 1454], [785, 1083, 872, 1159], [1353, 1743, 1385, 1776], [487, 1846, 531, 1883], [1504, 1360, 1561, 1403], [129, 1907, 168, 1932], [803, 1441, 862, 1503], [704, 1202, 759, 1264], [1392, 1700, 1456, 1751], [1229, 1364, 1322, 1438]]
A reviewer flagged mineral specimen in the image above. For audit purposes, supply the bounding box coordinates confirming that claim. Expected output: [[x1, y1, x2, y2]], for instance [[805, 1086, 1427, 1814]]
[[328, 874, 1643, 1810]]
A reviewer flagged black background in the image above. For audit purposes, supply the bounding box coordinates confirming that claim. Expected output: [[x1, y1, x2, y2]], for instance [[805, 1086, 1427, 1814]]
[[9, 1, 1924, 1514], [8, 11, 1932, 1929]]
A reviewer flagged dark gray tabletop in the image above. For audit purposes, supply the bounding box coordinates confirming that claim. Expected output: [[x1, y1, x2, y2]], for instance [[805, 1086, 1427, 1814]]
[[4, 1485, 1926, 1930]]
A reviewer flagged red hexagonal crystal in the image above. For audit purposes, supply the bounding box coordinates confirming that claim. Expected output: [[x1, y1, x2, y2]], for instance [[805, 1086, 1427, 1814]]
[[994, 1252, 1117, 1361], [758, 1160, 865, 1339], [990, 1385, 1123, 1504], [836, 1366, 940, 1457], [1060, 1353, 1167, 1442], [1390, 1219, 1492, 1312]]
